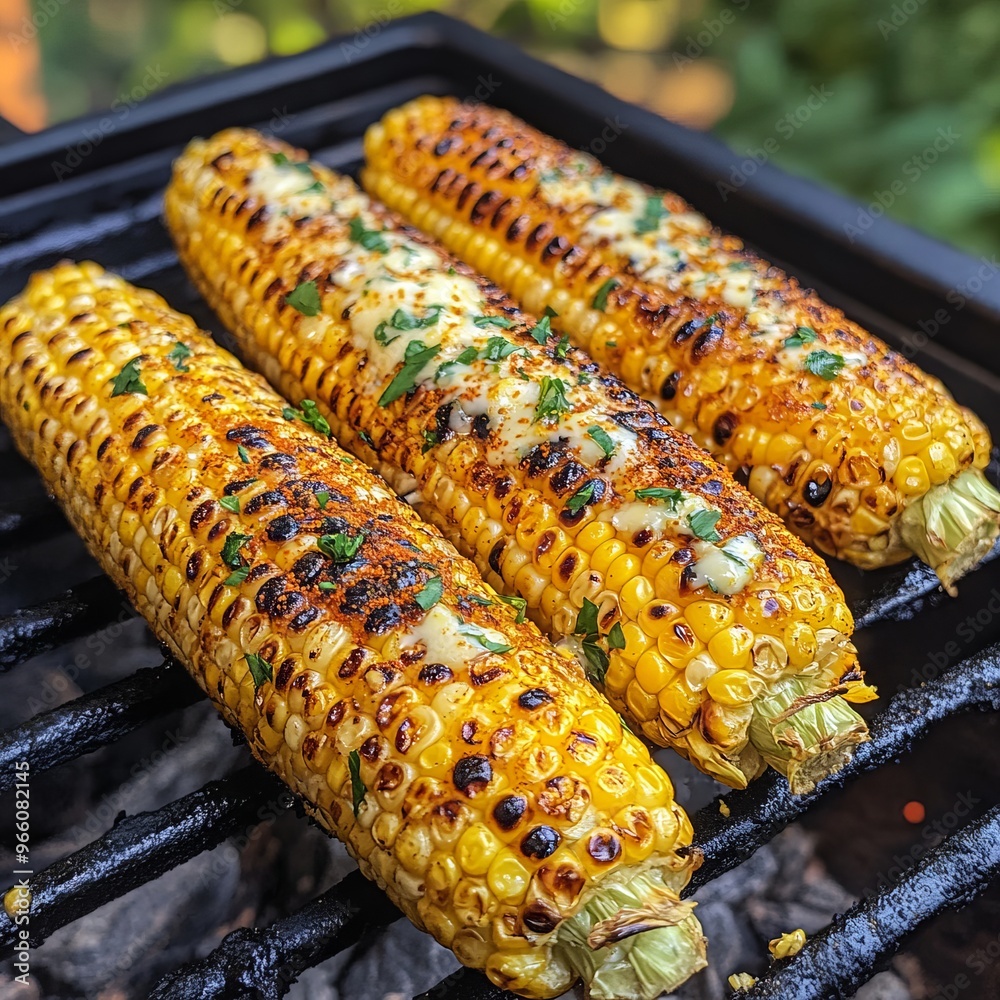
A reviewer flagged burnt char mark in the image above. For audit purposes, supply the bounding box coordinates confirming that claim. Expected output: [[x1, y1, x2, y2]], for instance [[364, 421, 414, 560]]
[[260, 453, 298, 472], [713, 412, 738, 446], [541, 235, 570, 263], [461, 721, 481, 745], [245, 490, 287, 515], [507, 214, 531, 242], [587, 831, 622, 864], [521, 825, 561, 859], [526, 222, 553, 252], [68, 348, 94, 365], [434, 136, 458, 156], [320, 515, 352, 536], [471, 191, 500, 223], [185, 551, 204, 581], [247, 206, 269, 229], [493, 795, 527, 830], [266, 514, 300, 542], [97, 436, 114, 460], [703, 479, 724, 496], [804, 476, 833, 507], [523, 442, 566, 478], [522, 901, 561, 934], [224, 478, 258, 495], [339, 648, 367, 679], [226, 425, 270, 449], [518, 688, 553, 710], [202, 392, 224, 403], [691, 325, 724, 361], [290, 479, 346, 505], [271, 591, 306, 619], [470, 664, 507, 686], [289, 606, 320, 631], [255, 577, 288, 615], [472, 413, 491, 439], [660, 370, 681, 401], [549, 461, 587, 495], [291, 551, 325, 585], [418, 663, 453, 685], [488, 540, 506, 575], [453, 754, 492, 795], [190, 499, 215, 531], [365, 603, 401, 635], [673, 319, 702, 345]]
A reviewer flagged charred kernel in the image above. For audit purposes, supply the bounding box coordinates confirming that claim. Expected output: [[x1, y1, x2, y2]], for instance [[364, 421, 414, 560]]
[[377, 761, 403, 791], [550, 462, 587, 494], [660, 370, 681, 400], [518, 688, 552, 710], [472, 413, 490, 439], [633, 528, 654, 548], [291, 550, 325, 584], [453, 754, 492, 795], [521, 825, 561, 859], [493, 795, 527, 830], [691, 325, 724, 361], [185, 551, 204, 581], [586, 830, 623, 864], [266, 514, 299, 542], [461, 720, 481, 744], [521, 900, 561, 934], [255, 577, 286, 614], [673, 320, 700, 344], [507, 214, 530, 241], [418, 662, 453, 685], [713, 413, 738, 446], [259, 453, 297, 471], [190, 499, 215, 530], [288, 606, 319, 631], [703, 479, 724, 495], [456, 180, 480, 211], [526, 222, 552, 252], [488, 539, 506, 574], [360, 735, 382, 762], [245, 490, 287, 515], [804, 477, 833, 507], [395, 717, 416, 753], [272, 590, 306, 619], [541, 235, 570, 263], [224, 478, 257, 495], [366, 603, 402, 634]]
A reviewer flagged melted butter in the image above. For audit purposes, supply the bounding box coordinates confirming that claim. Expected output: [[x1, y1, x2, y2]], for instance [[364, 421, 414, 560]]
[[400, 604, 508, 665], [689, 534, 765, 596]]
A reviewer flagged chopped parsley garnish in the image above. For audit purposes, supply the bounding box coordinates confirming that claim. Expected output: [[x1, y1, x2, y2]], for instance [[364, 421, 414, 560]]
[[414, 575, 443, 611], [534, 376, 570, 423], [565, 481, 597, 514], [224, 565, 250, 586], [555, 334, 571, 358], [473, 315, 515, 329], [592, 277, 619, 311], [634, 195, 668, 234], [318, 581, 336, 591], [109, 357, 146, 397], [373, 322, 399, 346], [573, 597, 621, 686], [422, 429, 439, 453], [318, 532, 365, 562], [237, 444, 251, 464], [688, 509, 722, 542], [245, 652, 272, 689], [577, 372, 591, 385], [587, 425, 616, 459], [482, 337, 524, 362], [804, 349, 846, 380], [167, 341, 192, 372], [283, 399, 332, 437], [516, 366, 530, 380], [608, 621, 626, 650], [348, 749, 365, 817], [359, 429, 375, 448], [379, 340, 441, 406], [465, 594, 494, 607], [543, 305, 559, 318], [348, 216, 390, 253], [499, 594, 527, 623], [635, 487, 684, 507], [387, 305, 443, 331], [219, 495, 240, 514], [458, 623, 513, 654], [529, 315, 553, 344], [284, 280, 321, 317], [812, 401, 828, 410], [271, 151, 312, 175], [298, 179, 325, 195], [221, 531, 251, 568], [316, 491, 330, 510], [783, 326, 818, 349], [574, 599, 600, 637]]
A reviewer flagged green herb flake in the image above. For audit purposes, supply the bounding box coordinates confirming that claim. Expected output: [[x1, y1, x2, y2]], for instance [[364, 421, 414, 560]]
[[804, 349, 846, 381], [582, 642, 609, 685], [458, 624, 513, 655], [348, 749, 366, 817], [783, 326, 818, 349], [607, 621, 626, 650], [219, 495, 240, 514], [516, 366, 530, 381], [812, 401, 828, 410], [577, 372, 591, 385], [422, 429, 440, 453], [415, 575, 443, 611], [271, 151, 313, 176], [284, 280, 321, 317], [283, 399, 332, 437], [587, 425, 616, 459], [591, 277, 620, 311], [379, 340, 441, 406], [224, 565, 250, 586], [318, 581, 336, 592], [574, 598, 600, 637], [634, 486, 684, 507], [359, 429, 375, 448], [529, 315, 553, 344], [473, 315, 515, 329], [565, 481, 597, 514], [316, 491, 330, 510], [237, 444, 251, 464], [555, 334, 571, 358], [318, 532, 365, 562], [221, 531, 251, 568], [387, 305, 443, 331], [245, 651, 272, 689], [298, 179, 325, 195], [688, 508, 722, 543], [167, 341, 192, 372], [499, 594, 527, 623], [634, 195, 669, 234], [534, 376, 570, 423], [348, 216, 391, 254], [109, 357, 147, 397], [482, 337, 523, 362]]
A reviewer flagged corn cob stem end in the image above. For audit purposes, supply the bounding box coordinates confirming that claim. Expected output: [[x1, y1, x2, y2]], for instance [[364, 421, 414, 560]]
[[749, 676, 868, 795], [553, 869, 707, 1000], [899, 469, 1000, 596]]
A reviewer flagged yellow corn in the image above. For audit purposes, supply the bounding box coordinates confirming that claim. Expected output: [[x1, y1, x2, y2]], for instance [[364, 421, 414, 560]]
[[0, 263, 707, 1000], [165, 129, 872, 793], [361, 96, 1000, 595]]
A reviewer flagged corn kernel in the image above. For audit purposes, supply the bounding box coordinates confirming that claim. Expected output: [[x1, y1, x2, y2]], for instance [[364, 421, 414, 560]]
[[609, 557, 644, 600], [657, 620, 703, 664], [577, 519, 614, 552], [591, 538, 627, 574], [765, 432, 802, 467], [919, 441, 957, 485], [893, 455, 930, 496], [456, 824, 501, 876], [684, 600, 735, 643], [617, 621, 652, 666], [784, 620, 818, 667], [706, 668, 766, 706], [657, 682, 700, 727], [487, 849, 530, 904], [634, 648, 675, 695], [707, 625, 754, 669], [625, 679, 659, 722]]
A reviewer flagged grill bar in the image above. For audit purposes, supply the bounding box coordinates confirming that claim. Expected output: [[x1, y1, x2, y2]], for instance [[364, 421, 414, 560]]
[[742, 804, 1000, 999], [686, 639, 1000, 893], [0, 662, 199, 791], [415, 968, 512, 1000], [148, 869, 400, 1000], [0, 764, 283, 948], [0, 575, 127, 671]]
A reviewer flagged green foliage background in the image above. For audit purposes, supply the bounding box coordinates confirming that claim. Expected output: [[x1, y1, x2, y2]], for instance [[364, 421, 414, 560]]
[[27, 0, 1000, 255]]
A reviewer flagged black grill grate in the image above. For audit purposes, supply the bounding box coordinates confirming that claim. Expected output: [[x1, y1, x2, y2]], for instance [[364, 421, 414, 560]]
[[1, 13, 999, 1000]]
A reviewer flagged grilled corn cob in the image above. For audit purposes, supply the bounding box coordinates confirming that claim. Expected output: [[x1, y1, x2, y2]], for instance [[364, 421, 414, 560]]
[[0, 262, 708, 1000], [362, 96, 1000, 593], [165, 128, 873, 793]]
